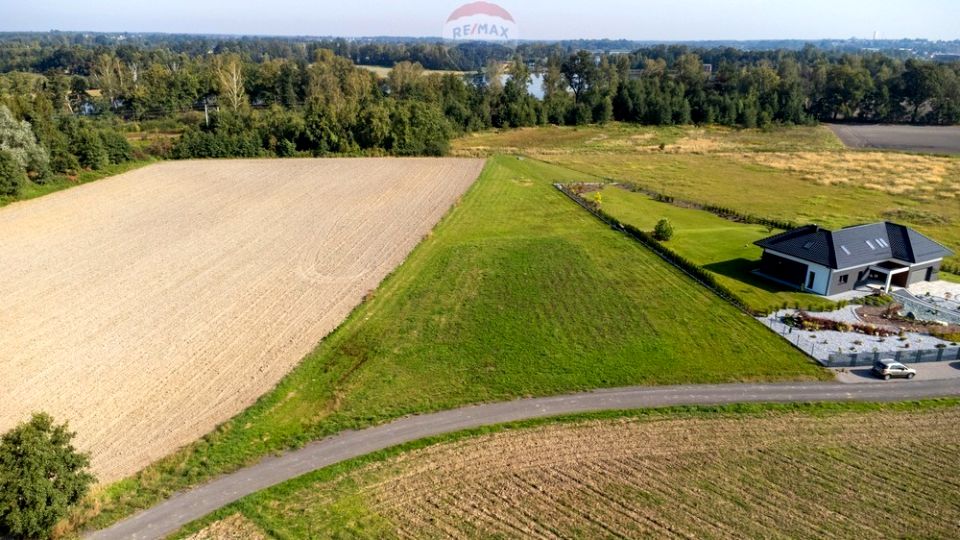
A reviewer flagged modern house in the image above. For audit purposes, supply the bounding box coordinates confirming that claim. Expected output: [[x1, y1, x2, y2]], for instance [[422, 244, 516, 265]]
[[754, 222, 954, 297]]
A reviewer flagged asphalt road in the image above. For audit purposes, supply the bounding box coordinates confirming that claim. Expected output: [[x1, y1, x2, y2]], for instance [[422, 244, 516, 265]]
[[86, 379, 960, 540], [828, 123, 960, 154]]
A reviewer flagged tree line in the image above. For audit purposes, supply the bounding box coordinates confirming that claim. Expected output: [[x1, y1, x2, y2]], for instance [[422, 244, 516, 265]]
[[3, 36, 960, 198]]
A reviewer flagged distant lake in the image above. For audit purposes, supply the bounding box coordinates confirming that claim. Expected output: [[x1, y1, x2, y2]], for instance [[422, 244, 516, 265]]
[[496, 73, 545, 99]]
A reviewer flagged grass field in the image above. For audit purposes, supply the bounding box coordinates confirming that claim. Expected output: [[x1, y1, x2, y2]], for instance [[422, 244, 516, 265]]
[[81, 155, 824, 532], [454, 124, 960, 268], [174, 401, 960, 539], [596, 186, 834, 313], [451, 123, 845, 157]]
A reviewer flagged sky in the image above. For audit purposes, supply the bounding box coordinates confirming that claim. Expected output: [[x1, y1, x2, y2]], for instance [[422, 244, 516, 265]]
[[1, 0, 958, 41]]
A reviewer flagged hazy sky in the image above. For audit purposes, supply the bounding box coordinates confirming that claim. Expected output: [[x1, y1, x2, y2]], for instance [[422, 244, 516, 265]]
[[1, 0, 957, 41]]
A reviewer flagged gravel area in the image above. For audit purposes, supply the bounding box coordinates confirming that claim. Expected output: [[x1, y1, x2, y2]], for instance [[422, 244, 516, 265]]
[[758, 309, 956, 363], [908, 281, 960, 313]]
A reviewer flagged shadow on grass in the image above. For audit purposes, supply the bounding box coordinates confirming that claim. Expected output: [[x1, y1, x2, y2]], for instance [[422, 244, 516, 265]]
[[703, 258, 802, 295]]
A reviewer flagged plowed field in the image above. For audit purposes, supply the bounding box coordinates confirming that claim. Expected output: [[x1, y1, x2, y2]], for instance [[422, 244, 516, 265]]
[[232, 405, 960, 539], [0, 157, 483, 481]]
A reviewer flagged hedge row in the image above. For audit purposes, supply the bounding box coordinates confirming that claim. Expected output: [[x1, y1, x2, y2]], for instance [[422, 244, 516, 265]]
[[555, 183, 761, 316], [615, 182, 799, 231]]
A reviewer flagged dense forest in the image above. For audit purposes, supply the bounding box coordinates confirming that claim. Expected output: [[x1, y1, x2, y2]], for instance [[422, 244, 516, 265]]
[[1, 32, 959, 198]]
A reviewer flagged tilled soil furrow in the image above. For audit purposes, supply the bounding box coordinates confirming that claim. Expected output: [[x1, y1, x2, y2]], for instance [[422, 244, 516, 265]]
[[0, 157, 484, 481]]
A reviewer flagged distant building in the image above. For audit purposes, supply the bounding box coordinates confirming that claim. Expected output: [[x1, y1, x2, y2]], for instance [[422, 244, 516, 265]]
[[754, 222, 953, 296]]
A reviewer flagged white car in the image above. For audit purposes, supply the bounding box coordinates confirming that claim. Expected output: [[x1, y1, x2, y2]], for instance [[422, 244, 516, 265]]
[[872, 359, 917, 380]]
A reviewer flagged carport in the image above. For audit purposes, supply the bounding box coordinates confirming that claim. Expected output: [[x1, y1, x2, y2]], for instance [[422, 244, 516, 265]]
[[868, 261, 910, 292]]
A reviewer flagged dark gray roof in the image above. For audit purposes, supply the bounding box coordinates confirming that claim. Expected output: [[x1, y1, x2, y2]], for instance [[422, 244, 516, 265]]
[[755, 222, 953, 270]]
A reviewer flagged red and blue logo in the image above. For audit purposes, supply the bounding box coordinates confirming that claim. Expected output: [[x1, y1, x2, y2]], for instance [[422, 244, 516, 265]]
[[443, 2, 518, 43]]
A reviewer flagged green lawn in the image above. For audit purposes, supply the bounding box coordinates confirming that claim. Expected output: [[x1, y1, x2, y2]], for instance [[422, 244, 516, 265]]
[[84, 155, 825, 532], [172, 400, 960, 540], [597, 186, 834, 313]]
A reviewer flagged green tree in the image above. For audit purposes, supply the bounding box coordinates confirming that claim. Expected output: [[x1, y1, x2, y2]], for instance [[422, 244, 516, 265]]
[[561, 51, 598, 105], [0, 149, 26, 197], [542, 55, 574, 124], [653, 218, 675, 241], [98, 129, 133, 164], [900, 59, 944, 123], [0, 413, 95, 539], [73, 128, 109, 170], [0, 105, 49, 181]]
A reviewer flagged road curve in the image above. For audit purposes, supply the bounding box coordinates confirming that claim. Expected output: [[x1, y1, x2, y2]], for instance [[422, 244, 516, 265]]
[[87, 379, 960, 540]]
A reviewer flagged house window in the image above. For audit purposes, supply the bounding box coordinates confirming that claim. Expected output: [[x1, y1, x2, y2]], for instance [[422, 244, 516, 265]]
[[807, 272, 816, 290], [839, 274, 849, 285]]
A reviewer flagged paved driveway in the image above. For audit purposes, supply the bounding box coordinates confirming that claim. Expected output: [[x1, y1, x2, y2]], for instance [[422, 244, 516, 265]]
[[833, 360, 960, 384]]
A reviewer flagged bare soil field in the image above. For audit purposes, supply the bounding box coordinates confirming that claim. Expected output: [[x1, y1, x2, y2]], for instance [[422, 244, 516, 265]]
[[0, 157, 483, 482], [247, 406, 960, 538], [829, 123, 960, 154]]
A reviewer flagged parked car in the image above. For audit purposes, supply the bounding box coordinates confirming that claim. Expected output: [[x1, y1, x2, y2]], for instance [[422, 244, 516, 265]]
[[872, 359, 917, 380]]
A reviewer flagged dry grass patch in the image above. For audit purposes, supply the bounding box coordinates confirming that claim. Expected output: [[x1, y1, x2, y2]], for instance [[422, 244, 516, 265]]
[[184, 513, 268, 540], [740, 151, 960, 199]]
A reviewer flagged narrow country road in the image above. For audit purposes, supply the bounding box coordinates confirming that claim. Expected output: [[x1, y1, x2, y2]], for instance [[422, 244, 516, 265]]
[[87, 379, 960, 540]]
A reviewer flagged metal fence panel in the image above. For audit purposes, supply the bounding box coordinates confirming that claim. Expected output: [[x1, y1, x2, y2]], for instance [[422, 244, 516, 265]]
[[825, 347, 960, 367]]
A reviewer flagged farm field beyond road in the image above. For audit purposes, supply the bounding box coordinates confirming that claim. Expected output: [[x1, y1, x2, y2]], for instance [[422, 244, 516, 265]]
[[829, 123, 960, 154], [179, 402, 960, 539], [0, 157, 484, 482]]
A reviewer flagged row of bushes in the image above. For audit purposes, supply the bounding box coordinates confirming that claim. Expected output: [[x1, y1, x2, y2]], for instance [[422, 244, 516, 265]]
[[619, 183, 799, 231], [942, 262, 960, 275], [555, 183, 760, 316]]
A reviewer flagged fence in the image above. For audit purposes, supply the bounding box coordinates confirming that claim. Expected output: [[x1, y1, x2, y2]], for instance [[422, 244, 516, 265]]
[[825, 347, 960, 368], [892, 290, 960, 326]]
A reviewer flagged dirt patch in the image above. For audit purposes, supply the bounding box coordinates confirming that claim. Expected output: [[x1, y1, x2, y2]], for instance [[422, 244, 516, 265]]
[[184, 513, 268, 540], [347, 409, 960, 538], [0, 157, 484, 482]]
